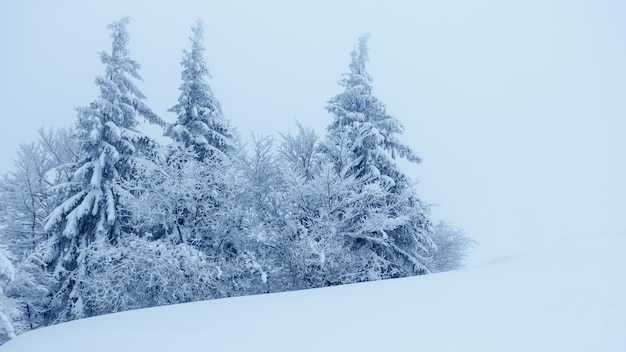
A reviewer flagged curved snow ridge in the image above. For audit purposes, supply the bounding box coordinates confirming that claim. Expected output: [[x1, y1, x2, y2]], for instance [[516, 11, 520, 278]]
[[2, 234, 625, 352]]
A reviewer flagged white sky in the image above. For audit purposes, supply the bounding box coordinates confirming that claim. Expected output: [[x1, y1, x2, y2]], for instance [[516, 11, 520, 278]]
[[1, 0, 625, 264]]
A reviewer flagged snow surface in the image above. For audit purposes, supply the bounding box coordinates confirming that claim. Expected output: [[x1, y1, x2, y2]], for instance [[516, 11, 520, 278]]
[[2, 233, 625, 351]]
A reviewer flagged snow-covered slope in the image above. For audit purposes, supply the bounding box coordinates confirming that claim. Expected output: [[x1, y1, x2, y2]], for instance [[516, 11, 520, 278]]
[[2, 234, 625, 352]]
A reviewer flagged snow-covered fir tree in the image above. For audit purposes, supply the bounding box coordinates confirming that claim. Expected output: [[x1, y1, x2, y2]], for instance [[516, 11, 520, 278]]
[[322, 34, 436, 277], [325, 34, 420, 193], [162, 20, 234, 250], [41, 17, 164, 323], [166, 20, 233, 162]]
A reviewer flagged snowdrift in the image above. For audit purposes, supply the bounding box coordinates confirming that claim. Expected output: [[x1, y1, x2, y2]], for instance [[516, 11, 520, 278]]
[[2, 234, 625, 351]]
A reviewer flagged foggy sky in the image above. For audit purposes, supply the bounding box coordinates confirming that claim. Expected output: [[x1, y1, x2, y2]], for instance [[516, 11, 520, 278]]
[[1, 0, 625, 264]]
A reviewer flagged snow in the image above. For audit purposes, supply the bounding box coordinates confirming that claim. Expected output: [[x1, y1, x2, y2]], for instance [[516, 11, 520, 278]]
[[2, 233, 625, 351]]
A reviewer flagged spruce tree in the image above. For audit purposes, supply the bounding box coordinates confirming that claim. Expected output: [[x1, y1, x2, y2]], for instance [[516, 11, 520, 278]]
[[41, 17, 163, 322], [166, 20, 233, 162], [161, 20, 234, 251], [322, 34, 436, 277], [325, 34, 420, 193]]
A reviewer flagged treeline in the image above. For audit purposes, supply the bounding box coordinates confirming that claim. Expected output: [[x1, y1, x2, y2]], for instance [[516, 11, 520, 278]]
[[0, 18, 473, 343]]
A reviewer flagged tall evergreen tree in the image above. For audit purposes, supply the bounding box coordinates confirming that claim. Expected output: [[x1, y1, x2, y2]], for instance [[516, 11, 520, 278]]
[[322, 34, 436, 277], [166, 20, 233, 162], [325, 34, 420, 193], [41, 17, 163, 322]]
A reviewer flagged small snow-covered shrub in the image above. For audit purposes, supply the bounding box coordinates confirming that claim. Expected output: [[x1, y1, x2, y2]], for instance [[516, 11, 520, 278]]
[[81, 237, 221, 316]]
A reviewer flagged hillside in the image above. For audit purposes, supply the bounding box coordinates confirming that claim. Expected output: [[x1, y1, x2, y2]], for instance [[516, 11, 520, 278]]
[[2, 233, 624, 351]]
